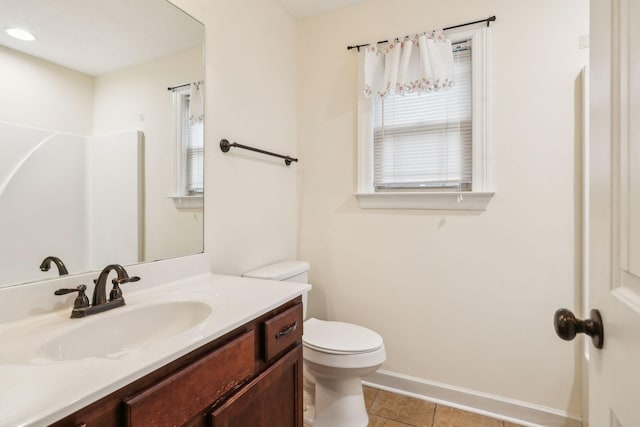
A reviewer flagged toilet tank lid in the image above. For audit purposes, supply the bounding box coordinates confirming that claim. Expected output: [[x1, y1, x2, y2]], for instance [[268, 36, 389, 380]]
[[243, 261, 310, 281]]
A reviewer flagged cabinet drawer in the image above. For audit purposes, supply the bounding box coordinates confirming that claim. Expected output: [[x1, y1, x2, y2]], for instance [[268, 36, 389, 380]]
[[123, 330, 255, 427], [263, 303, 303, 362]]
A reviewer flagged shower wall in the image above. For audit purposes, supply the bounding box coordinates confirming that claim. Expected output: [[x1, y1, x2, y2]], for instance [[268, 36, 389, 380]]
[[0, 123, 88, 286], [0, 122, 141, 286], [88, 131, 143, 269]]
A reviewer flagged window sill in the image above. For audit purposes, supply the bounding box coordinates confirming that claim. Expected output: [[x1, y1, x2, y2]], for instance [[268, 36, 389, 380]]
[[169, 195, 203, 209], [354, 192, 494, 211]]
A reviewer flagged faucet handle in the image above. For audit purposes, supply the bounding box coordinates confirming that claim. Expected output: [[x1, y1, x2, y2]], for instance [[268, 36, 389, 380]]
[[91, 275, 137, 285], [109, 276, 140, 301], [54, 284, 87, 295], [54, 285, 90, 310], [113, 276, 141, 285]]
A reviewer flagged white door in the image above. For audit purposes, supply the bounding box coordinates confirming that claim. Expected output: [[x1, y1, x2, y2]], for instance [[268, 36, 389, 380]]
[[588, 0, 640, 425]]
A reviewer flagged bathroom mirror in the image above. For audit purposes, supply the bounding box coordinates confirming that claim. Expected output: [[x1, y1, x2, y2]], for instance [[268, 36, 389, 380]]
[[0, 0, 205, 288]]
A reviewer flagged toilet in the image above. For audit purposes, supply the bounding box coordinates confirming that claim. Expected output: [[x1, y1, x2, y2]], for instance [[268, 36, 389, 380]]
[[244, 261, 386, 427]]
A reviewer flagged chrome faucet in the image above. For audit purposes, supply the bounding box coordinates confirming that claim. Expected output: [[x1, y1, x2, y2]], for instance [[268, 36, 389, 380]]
[[40, 256, 69, 276], [54, 264, 140, 318]]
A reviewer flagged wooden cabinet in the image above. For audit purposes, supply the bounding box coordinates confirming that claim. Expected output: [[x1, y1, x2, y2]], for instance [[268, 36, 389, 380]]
[[209, 346, 303, 427], [50, 299, 303, 427], [123, 331, 255, 427], [263, 303, 303, 362]]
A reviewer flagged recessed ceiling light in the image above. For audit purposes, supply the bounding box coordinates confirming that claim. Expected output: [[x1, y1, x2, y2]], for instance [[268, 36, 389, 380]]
[[5, 28, 36, 41]]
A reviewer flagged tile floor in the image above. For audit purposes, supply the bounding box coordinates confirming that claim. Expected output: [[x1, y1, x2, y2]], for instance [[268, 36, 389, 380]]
[[305, 386, 525, 427]]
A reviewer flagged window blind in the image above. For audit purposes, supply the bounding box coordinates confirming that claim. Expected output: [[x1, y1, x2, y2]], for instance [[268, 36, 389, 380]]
[[183, 95, 204, 194], [373, 41, 472, 191]]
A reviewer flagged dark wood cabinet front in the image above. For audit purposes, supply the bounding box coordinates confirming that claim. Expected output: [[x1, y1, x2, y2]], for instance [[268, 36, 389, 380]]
[[209, 345, 303, 427], [263, 303, 303, 362], [123, 330, 255, 427]]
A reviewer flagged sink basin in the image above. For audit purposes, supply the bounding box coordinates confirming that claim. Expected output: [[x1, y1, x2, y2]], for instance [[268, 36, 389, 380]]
[[41, 300, 213, 361]]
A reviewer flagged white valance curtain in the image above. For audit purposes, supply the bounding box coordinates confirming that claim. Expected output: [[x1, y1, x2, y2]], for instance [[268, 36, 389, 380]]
[[363, 32, 455, 98]]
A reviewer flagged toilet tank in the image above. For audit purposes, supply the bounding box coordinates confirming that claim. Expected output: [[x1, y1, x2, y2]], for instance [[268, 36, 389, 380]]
[[243, 261, 310, 283], [243, 261, 310, 317]]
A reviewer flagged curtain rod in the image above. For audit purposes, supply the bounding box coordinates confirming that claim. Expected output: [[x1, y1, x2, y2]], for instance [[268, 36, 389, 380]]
[[346, 15, 496, 51], [167, 81, 203, 91]]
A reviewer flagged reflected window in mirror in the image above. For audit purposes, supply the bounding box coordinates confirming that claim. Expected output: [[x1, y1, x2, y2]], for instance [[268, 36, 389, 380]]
[[172, 83, 204, 208]]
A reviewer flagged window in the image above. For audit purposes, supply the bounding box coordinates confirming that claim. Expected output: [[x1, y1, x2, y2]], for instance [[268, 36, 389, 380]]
[[171, 85, 204, 208], [356, 28, 493, 210], [374, 41, 471, 191], [181, 94, 204, 195]]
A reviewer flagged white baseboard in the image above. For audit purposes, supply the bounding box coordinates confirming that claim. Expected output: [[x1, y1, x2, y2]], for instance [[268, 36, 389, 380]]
[[363, 370, 582, 427]]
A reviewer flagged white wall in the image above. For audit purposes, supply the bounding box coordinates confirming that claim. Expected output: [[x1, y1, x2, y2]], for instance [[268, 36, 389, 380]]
[[0, 46, 94, 135], [296, 0, 587, 418], [93, 48, 204, 263], [169, 0, 299, 276]]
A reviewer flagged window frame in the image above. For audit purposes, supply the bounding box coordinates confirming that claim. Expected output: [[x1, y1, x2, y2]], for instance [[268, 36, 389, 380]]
[[170, 86, 204, 209], [355, 27, 494, 210]]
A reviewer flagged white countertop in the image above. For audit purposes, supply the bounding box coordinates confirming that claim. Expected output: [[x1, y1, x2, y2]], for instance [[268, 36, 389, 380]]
[[0, 273, 311, 427]]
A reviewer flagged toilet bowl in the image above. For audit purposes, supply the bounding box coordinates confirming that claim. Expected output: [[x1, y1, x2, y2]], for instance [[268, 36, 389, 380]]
[[243, 261, 386, 427], [303, 318, 385, 427]]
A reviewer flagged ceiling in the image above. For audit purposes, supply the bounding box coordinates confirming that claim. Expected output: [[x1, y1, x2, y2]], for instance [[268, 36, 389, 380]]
[[0, 0, 204, 76], [278, 0, 369, 18], [0, 0, 363, 76]]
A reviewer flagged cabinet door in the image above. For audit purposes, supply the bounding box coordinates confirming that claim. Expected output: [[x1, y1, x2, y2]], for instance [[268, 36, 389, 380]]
[[124, 330, 255, 427], [209, 345, 303, 427]]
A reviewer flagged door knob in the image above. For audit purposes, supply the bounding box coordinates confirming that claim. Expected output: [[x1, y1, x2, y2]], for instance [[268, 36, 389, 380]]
[[553, 308, 604, 349]]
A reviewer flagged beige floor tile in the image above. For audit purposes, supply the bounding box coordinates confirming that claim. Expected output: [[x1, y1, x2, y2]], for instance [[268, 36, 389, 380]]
[[368, 414, 415, 427], [303, 390, 315, 420], [369, 390, 436, 427], [433, 405, 503, 427], [364, 386, 379, 410], [504, 423, 525, 427]]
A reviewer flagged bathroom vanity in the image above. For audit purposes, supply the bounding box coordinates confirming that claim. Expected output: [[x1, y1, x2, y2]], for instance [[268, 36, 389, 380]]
[[0, 264, 310, 427], [52, 299, 304, 427]]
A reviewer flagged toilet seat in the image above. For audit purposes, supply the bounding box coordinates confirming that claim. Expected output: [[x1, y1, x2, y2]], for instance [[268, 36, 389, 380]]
[[303, 318, 384, 355]]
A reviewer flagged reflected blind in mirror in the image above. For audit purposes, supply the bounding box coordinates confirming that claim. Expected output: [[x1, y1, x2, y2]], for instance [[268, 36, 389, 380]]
[[184, 96, 204, 194]]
